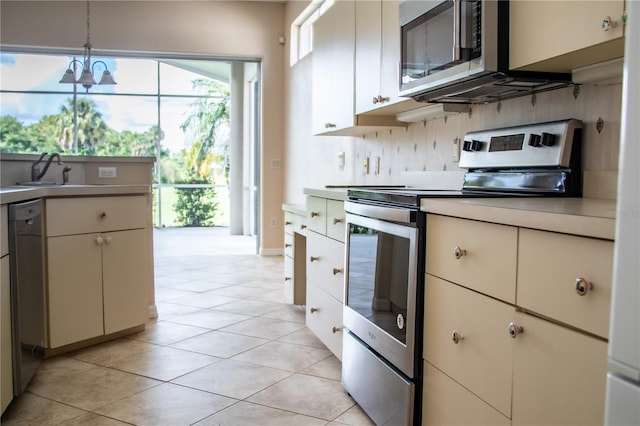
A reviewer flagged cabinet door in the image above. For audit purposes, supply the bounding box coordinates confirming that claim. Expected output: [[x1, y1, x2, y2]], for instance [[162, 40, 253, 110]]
[[424, 274, 514, 417], [426, 214, 518, 303], [306, 282, 343, 360], [1, 256, 12, 413], [422, 361, 510, 426], [102, 229, 148, 334], [512, 311, 608, 426], [47, 234, 103, 348], [518, 228, 613, 338], [312, 0, 355, 135], [307, 233, 345, 302], [355, 0, 382, 115], [509, 0, 625, 72]]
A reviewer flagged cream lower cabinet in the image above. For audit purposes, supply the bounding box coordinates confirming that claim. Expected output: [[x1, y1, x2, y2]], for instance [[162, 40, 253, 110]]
[[305, 196, 345, 359], [423, 213, 612, 425], [45, 196, 149, 349], [1, 204, 12, 414], [283, 209, 306, 305]]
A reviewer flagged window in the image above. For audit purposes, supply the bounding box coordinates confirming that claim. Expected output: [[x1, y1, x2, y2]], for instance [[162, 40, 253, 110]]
[[289, 0, 333, 66]]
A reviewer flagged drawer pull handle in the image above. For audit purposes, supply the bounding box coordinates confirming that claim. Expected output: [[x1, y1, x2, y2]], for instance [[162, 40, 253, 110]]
[[310, 211, 320, 218], [332, 267, 343, 275], [332, 326, 343, 334], [285, 221, 292, 225], [453, 246, 467, 260], [451, 330, 464, 344], [300, 224, 307, 230], [310, 256, 320, 262], [284, 277, 292, 281], [508, 322, 524, 338], [575, 277, 593, 296], [333, 218, 343, 225], [99, 212, 107, 219], [285, 243, 292, 248], [310, 307, 319, 314]]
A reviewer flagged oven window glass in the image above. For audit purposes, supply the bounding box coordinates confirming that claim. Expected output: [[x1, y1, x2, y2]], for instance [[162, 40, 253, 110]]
[[347, 224, 410, 344]]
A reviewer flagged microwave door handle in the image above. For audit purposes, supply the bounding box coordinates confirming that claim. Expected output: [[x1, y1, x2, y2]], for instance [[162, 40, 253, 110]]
[[453, 0, 461, 61]]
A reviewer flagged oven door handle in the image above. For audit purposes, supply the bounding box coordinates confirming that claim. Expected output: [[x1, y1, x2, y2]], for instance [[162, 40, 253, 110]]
[[345, 201, 415, 224]]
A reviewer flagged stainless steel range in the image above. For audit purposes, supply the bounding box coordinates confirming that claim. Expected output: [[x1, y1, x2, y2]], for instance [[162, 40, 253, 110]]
[[342, 119, 583, 425]]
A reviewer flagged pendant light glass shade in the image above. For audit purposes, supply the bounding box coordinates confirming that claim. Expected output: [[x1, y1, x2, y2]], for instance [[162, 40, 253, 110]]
[[98, 69, 116, 85], [59, 68, 77, 84]]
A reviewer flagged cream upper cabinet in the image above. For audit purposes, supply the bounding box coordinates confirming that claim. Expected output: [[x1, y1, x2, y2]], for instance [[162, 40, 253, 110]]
[[312, 0, 355, 136], [312, 0, 406, 136], [509, 0, 626, 72], [355, 0, 416, 115], [46, 196, 149, 348]]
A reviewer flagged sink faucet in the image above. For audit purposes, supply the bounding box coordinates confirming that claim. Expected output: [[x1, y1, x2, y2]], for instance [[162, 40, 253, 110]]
[[31, 152, 64, 181]]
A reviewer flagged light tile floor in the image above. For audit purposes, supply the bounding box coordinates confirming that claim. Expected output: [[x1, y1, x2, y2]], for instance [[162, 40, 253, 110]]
[[1, 227, 374, 426]]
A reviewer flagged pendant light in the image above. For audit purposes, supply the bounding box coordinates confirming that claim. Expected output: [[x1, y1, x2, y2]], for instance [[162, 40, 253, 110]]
[[59, 1, 116, 91]]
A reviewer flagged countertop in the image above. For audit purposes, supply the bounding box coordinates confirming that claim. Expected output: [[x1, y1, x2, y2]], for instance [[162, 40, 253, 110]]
[[282, 203, 306, 216], [303, 187, 349, 201], [0, 184, 150, 205], [421, 197, 617, 240]]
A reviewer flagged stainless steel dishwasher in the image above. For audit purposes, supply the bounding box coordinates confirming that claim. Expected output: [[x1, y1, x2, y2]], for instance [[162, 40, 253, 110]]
[[8, 198, 45, 395]]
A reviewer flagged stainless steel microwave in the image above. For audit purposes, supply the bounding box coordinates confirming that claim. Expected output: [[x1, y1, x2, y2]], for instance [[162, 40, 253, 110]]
[[399, 0, 573, 104]]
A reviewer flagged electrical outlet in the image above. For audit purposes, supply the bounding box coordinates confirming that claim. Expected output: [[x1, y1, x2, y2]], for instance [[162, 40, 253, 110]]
[[98, 167, 117, 178], [363, 157, 370, 175], [271, 158, 281, 169], [452, 138, 460, 163], [373, 157, 380, 175], [338, 152, 345, 169], [270, 218, 277, 228]]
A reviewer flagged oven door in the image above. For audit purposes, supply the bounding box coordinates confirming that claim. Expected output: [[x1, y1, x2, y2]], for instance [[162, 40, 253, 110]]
[[344, 207, 419, 378]]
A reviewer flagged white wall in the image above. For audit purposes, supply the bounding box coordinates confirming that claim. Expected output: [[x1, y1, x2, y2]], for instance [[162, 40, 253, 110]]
[[0, 1, 286, 252]]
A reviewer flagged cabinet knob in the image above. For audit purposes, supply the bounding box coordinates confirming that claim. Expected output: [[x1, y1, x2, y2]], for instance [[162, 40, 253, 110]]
[[99, 212, 107, 219], [508, 322, 524, 338], [105, 236, 112, 244], [310, 307, 319, 314], [310, 211, 320, 218], [95, 236, 104, 245], [332, 267, 343, 275], [333, 218, 343, 225], [324, 123, 336, 129], [284, 276, 292, 281], [300, 224, 307, 230], [451, 330, 464, 344], [285, 221, 292, 225], [285, 243, 292, 248], [372, 95, 389, 104], [575, 277, 593, 296], [332, 326, 343, 334], [601, 16, 617, 31], [453, 246, 467, 260], [310, 256, 320, 262]]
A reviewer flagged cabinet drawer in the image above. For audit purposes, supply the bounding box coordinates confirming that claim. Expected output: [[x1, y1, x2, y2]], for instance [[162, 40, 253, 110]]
[[306, 282, 343, 360], [517, 228, 613, 338], [307, 234, 345, 302], [512, 311, 608, 425], [46, 196, 147, 236], [326, 199, 346, 242], [306, 196, 327, 235], [422, 361, 510, 426], [426, 214, 517, 303], [424, 274, 514, 417], [284, 233, 294, 258], [284, 211, 305, 236]]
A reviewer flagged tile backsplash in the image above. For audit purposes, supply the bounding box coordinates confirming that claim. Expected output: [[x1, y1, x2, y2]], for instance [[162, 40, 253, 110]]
[[351, 82, 621, 199]]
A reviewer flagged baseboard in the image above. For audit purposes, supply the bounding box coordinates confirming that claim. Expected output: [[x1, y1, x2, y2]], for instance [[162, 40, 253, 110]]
[[260, 247, 283, 256]]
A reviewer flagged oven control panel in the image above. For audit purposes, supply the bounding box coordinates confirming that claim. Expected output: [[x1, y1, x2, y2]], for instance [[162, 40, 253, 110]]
[[459, 119, 582, 169]]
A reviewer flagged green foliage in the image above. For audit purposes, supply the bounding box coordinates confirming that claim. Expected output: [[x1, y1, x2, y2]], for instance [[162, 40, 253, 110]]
[[173, 173, 219, 227]]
